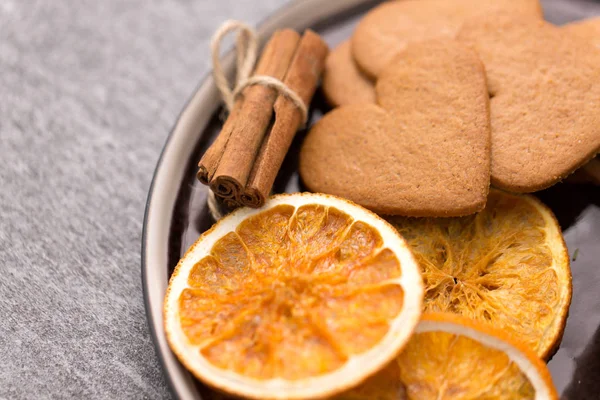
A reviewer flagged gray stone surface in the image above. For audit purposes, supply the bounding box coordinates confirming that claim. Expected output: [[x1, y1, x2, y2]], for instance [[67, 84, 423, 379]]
[[2, 0, 600, 399], [0, 1, 287, 399]]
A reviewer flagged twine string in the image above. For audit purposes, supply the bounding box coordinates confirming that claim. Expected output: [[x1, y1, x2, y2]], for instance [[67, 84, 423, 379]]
[[210, 20, 257, 111], [210, 20, 308, 122], [207, 189, 223, 221]]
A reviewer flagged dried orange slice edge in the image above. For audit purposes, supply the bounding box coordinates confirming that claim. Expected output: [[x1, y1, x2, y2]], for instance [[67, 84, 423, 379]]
[[387, 189, 572, 360], [414, 312, 558, 400], [164, 193, 424, 400], [341, 312, 559, 399]]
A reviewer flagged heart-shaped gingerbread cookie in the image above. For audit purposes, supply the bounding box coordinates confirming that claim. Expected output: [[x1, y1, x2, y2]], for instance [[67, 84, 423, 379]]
[[300, 40, 491, 217], [562, 17, 600, 185], [458, 16, 600, 192], [322, 40, 376, 107], [352, 0, 543, 79]]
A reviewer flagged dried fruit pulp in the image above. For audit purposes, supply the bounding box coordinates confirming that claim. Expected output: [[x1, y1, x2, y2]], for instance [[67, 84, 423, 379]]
[[181, 204, 402, 379], [338, 313, 557, 400], [165, 193, 423, 399], [340, 334, 533, 400], [209, 314, 555, 400], [388, 190, 571, 359], [395, 331, 534, 399]]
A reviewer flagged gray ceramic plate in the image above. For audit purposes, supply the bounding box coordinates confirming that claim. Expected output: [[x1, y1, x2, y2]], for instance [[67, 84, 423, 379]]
[[142, 1, 600, 399]]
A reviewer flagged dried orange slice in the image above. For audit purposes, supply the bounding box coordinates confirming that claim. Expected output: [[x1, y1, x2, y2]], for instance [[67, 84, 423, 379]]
[[338, 312, 559, 400], [387, 189, 572, 359], [164, 193, 424, 399]]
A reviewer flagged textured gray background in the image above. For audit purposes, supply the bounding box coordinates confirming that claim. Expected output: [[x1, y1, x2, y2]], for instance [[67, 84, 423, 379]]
[[0, 1, 287, 399], [1, 0, 599, 399]]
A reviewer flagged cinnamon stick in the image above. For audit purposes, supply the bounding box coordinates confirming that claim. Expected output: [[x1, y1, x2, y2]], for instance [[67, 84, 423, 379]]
[[241, 30, 329, 207], [224, 198, 242, 210], [197, 99, 242, 185], [209, 29, 301, 199]]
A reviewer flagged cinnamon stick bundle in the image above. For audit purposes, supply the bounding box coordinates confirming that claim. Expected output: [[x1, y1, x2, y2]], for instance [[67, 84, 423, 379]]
[[198, 29, 329, 209], [242, 31, 328, 207], [198, 29, 300, 192]]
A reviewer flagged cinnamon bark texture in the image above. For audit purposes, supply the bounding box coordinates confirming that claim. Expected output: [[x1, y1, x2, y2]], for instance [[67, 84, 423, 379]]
[[197, 29, 329, 209], [209, 29, 300, 199], [197, 99, 242, 185], [243, 31, 328, 207]]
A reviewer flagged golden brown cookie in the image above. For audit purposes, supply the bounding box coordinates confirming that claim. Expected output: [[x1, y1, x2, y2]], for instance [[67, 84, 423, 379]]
[[300, 40, 491, 217], [352, 0, 543, 78], [562, 17, 600, 185], [562, 17, 600, 47], [458, 16, 600, 192], [321, 40, 376, 107]]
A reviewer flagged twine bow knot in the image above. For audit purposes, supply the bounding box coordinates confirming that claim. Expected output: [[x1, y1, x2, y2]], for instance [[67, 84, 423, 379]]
[[210, 20, 308, 124]]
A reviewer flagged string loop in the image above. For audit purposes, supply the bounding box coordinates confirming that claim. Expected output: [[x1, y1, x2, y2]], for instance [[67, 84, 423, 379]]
[[210, 20, 308, 123], [206, 189, 223, 221]]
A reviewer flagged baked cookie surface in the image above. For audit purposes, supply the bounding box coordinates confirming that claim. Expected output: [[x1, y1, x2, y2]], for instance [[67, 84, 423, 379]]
[[322, 40, 376, 107], [300, 40, 491, 217], [458, 16, 600, 192], [351, 0, 543, 78], [562, 16, 600, 48], [562, 17, 600, 184]]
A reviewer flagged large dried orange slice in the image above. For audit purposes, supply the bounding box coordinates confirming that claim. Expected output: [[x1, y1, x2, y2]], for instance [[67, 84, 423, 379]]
[[387, 189, 572, 359], [338, 312, 559, 400], [164, 193, 424, 399]]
